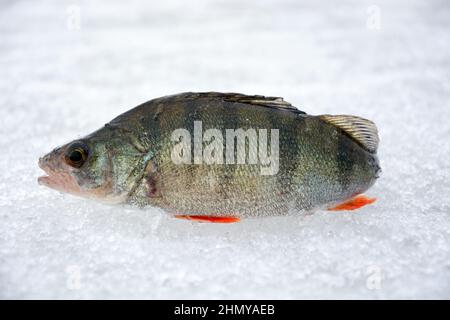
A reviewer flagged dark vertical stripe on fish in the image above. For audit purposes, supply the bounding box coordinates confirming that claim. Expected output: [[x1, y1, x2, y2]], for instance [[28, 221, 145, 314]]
[[221, 99, 239, 200], [271, 110, 290, 200], [336, 132, 354, 191], [185, 99, 197, 190]]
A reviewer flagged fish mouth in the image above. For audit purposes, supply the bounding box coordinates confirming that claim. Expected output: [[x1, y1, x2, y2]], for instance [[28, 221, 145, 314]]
[[38, 157, 55, 187], [38, 156, 85, 196], [37, 175, 56, 188], [37, 175, 50, 186], [38, 157, 67, 190]]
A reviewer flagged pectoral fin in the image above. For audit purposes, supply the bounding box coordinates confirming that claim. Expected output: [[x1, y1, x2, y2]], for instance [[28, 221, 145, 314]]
[[328, 195, 376, 211], [174, 215, 240, 223]]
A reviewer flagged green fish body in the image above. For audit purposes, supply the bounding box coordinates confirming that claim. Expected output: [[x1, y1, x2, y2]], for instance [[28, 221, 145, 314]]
[[38, 92, 381, 218]]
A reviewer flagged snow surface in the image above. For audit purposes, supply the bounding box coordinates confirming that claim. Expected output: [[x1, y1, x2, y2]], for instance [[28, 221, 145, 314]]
[[1, 0, 449, 299]]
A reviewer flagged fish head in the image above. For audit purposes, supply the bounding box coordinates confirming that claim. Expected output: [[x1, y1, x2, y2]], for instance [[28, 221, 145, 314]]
[[38, 128, 140, 203]]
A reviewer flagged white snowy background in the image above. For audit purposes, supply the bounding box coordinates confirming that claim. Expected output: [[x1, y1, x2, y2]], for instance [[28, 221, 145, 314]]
[[1, 0, 449, 299]]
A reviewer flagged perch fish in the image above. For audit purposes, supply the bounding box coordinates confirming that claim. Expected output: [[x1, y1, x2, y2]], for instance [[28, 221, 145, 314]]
[[38, 92, 381, 222]]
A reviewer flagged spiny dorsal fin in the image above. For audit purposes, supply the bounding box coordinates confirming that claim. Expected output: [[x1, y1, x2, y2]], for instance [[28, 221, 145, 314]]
[[189, 92, 306, 114], [222, 93, 305, 113], [319, 115, 379, 153]]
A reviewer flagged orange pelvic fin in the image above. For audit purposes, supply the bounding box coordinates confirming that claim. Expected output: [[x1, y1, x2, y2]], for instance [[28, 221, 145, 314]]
[[328, 195, 376, 211], [174, 215, 240, 223]]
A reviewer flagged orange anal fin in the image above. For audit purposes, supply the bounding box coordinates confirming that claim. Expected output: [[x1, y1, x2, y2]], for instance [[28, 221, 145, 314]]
[[174, 215, 240, 223], [328, 195, 376, 211]]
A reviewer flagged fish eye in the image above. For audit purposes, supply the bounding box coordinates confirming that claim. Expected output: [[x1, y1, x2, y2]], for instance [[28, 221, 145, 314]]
[[64, 142, 89, 168]]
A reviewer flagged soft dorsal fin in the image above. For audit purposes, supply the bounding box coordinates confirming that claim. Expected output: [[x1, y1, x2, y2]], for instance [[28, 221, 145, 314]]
[[187, 92, 306, 114], [319, 115, 379, 153]]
